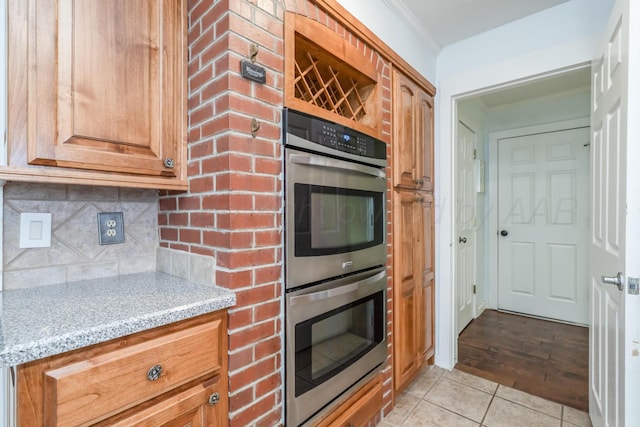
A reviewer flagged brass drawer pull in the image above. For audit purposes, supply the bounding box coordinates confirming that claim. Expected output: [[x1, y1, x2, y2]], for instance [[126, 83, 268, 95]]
[[146, 364, 163, 381]]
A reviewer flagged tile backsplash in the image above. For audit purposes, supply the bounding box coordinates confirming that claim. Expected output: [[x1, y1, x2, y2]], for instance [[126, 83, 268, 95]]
[[3, 183, 159, 290]]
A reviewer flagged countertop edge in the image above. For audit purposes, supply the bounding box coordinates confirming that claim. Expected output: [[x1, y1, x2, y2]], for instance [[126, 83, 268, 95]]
[[0, 273, 236, 367]]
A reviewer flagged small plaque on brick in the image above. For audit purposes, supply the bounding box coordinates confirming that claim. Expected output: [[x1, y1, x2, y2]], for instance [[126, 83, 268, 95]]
[[241, 60, 266, 84]]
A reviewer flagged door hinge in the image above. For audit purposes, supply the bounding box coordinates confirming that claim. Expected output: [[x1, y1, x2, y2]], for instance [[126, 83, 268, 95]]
[[473, 149, 477, 160], [473, 285, 477, 294]]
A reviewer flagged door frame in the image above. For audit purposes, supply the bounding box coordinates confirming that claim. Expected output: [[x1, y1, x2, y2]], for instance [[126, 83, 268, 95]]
[[487, 117, 591, 311], [444, 63, 593, 368]]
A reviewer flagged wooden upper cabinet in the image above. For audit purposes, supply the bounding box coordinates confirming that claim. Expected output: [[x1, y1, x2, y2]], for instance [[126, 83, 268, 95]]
[[393, 71, 434, 192], [7, 0, 187, 189]]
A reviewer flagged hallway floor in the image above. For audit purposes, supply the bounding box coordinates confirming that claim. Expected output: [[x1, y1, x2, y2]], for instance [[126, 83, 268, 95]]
[[456, 310, 589, 411], [380, 366, 591, 426]]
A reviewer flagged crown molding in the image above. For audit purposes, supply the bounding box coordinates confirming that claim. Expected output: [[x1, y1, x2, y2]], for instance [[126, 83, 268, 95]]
[[382, 0, 442, 55]]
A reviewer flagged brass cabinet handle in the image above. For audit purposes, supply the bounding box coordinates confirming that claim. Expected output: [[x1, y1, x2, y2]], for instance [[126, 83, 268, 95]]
[[414, 178, 424, 186], [415, 196, 424, 203], [146, 364, 163, 381]]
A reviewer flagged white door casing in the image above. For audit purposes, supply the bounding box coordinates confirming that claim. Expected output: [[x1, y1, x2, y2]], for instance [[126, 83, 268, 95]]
[[497, 127, 590, 325], [590, 0, 640, 426], [456, 121, 476, 334]]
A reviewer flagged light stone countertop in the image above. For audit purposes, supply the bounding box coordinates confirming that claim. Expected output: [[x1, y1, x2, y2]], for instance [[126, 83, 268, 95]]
[[0, 272, 236, 366]]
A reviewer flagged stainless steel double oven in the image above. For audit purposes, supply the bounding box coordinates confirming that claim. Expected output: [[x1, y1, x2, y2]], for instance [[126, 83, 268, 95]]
[[283, 109, 388, 426]]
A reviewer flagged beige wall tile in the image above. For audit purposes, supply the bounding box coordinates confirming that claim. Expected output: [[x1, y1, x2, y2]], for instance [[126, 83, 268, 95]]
[[3, 183, 159, 289]]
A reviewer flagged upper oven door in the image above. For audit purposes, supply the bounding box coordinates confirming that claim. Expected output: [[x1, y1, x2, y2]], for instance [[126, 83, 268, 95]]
[[285, 148, 387, 289]]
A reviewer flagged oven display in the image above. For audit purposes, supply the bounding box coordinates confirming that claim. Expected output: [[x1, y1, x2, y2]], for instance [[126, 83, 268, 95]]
[[315, 125, 380, 158]]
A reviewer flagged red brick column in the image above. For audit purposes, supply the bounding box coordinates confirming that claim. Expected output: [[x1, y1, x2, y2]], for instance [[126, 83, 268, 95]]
[[159, 1, 393, 425]]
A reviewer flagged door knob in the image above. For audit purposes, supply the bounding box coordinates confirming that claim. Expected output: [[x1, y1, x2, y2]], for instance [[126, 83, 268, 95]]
[[500, 230, 508, 237], [459, 237, 467, 243], [602, 272, 624, 291]]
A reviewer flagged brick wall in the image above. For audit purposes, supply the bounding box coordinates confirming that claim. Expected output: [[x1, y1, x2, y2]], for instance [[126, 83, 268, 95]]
[[159, 0, 393, 425]]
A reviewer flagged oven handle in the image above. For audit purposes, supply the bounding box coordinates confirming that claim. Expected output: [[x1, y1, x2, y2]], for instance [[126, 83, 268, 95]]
[[289, 270, 386, 306], [289, 154, 386, 179]]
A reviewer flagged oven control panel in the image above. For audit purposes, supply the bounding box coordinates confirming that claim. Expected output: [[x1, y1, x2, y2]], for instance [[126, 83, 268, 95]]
[[283, 108, 387, 166]]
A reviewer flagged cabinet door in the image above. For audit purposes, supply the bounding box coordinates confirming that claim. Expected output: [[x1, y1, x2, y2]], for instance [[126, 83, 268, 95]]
[[417, 194, 435, 362], [392, 72, 433, 191], [393, 73, 419, 189], [416, 92, 434, 192], [393, 191, 421, 391], [9, 0, 186, 178], [97, 376, 225, 427]]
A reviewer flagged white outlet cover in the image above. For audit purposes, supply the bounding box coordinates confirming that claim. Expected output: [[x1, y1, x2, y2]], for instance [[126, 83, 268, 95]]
[[19, 213, 52, 248]]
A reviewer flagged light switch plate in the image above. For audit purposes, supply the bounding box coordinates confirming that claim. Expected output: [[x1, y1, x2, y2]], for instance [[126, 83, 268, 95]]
[[19, 213, 52, 248]]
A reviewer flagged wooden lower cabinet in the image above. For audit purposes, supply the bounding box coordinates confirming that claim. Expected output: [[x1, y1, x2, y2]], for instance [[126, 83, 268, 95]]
[[17, 311, 228, 426], [393, 190, 434, 392], [94, 376, 224, 427], [313, 375, 383, 427]]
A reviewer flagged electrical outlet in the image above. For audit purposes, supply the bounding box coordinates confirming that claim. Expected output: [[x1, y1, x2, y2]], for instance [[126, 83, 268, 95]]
[[98, 212, 125, 245]]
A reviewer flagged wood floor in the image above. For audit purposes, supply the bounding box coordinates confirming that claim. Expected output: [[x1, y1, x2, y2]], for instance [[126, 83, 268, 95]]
[[455, 309, 589, 412]]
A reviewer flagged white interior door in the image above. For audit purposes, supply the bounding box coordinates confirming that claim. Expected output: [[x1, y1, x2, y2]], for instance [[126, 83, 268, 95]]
[[456, 121, 476, 334], [497, 127, 589, 324], [590, 0, 640, 425]]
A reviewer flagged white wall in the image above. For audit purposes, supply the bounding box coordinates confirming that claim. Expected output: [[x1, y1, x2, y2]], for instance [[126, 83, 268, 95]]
[[336, 0, 437, 82], [434, 0, 612, 369]]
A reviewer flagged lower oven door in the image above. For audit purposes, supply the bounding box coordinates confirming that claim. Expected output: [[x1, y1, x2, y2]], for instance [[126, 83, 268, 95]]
[[285, 267, 387, 426]]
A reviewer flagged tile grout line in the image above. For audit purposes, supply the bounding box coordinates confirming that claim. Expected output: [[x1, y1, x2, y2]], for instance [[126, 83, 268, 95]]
[[416, 375, 494, 426], [416, 397, 486, 426], [492, 395, 565, 422], [479, 384, 499, 426]]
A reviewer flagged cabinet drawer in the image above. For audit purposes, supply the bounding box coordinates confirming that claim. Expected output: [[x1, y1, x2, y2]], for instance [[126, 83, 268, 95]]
[[330, 379, 382, 427], [43, 319, 222, 426], [95, 376, 225, 427]]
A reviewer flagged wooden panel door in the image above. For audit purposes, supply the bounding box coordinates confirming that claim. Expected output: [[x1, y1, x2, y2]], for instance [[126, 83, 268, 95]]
[[393, 73, 418, 189], [418, 193, 435, 362], [392, 71, 433, 191], [9, 0, 186, 178], [393, 190, 421, 391], [416, 89, 434, 192]]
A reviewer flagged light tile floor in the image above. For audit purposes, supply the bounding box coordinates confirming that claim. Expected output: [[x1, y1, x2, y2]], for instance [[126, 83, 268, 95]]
[[381, 366, 592, 427]]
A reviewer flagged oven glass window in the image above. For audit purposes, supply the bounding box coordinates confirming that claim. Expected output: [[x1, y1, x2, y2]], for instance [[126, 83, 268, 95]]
[[294, 290, 384, 397], [294, 184, 384, 256]]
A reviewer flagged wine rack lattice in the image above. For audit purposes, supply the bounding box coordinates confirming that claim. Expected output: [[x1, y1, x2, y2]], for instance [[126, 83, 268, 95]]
[[294, 49, 374, 123]]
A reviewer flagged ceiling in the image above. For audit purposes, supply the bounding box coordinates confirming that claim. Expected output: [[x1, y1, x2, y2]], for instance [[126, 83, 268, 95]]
[[386, 0, 571, 52], [383, 0, 589, 108]]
